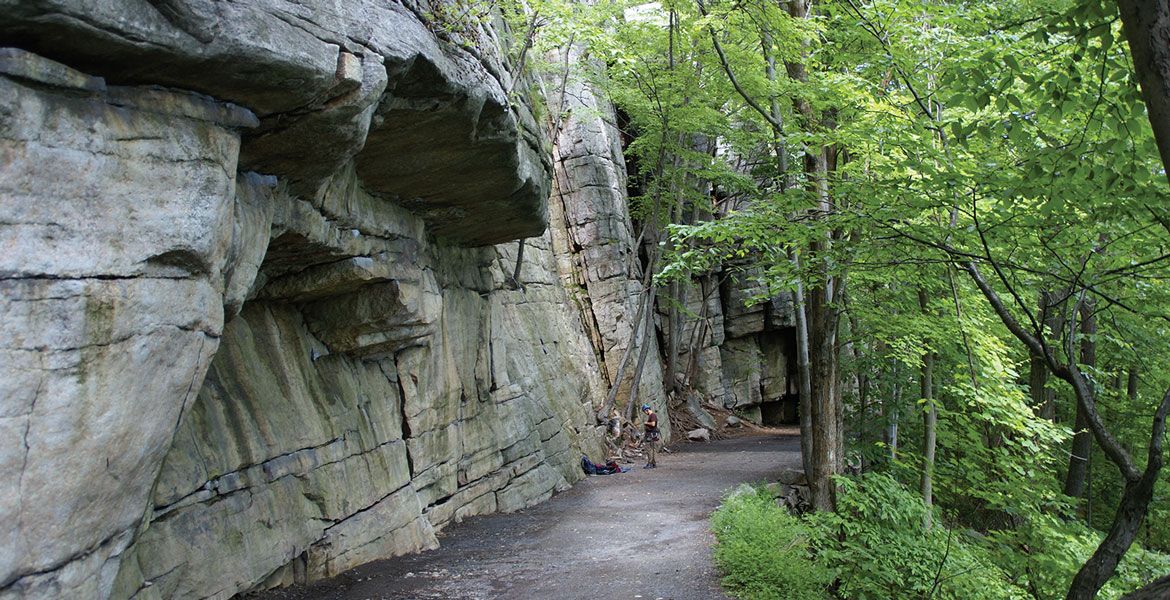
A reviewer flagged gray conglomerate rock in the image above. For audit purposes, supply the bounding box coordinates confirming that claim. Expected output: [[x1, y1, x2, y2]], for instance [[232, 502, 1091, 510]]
[[0, 48, 253, 599], [0, 1, 608, 596], [0, 0, 781, 598]]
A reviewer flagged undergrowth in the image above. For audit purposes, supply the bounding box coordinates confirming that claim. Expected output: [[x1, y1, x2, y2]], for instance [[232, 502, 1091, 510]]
[[710, 475, 1170, 600]]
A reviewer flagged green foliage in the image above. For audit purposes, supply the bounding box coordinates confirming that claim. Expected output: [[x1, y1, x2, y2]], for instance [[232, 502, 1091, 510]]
[[516, 0, 1170, 593], [813, 474, 1027, 600], [987, 512, 1170, 599], [713, 478, 1170, 600], [711, 486, 834, 600]]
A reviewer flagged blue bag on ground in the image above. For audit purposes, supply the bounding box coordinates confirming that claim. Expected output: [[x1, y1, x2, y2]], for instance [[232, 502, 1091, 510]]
[[582, 455, 623, 475]]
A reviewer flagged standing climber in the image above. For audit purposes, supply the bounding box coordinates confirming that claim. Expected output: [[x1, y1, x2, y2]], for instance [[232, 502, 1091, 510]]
[[641, 404, 659, 469]]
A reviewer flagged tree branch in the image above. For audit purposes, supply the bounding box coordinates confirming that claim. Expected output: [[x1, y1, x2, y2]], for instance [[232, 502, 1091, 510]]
[[695, 0, 783, 130]]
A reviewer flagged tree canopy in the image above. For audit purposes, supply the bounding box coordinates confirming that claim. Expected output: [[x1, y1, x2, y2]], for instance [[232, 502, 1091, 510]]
[[513, 0, 1170, 597]]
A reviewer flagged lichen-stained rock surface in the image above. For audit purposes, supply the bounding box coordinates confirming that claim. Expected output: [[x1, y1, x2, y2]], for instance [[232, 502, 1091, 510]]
[[0, 1, 610, 598], [108, 200, 607, 600], [0, 48, 252, 600]]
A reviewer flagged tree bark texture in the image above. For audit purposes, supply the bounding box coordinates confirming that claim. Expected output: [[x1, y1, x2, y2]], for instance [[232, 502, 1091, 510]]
[[807, 272, 844, 512], [1116, 0, 1170, 185]]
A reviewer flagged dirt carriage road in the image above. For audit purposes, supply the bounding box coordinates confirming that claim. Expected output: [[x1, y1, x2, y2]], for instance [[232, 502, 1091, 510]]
[[246, 432, 802, 600]]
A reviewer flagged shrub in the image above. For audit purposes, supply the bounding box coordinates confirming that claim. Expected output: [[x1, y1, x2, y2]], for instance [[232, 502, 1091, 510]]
[[711, 485, 834, 600], [711, 476, 1170, 600], [812, 473, 1027, 600]]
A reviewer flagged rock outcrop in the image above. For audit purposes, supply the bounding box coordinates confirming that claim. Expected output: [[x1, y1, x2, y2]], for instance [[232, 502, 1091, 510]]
[[0, 2, 795, 599], [545, 43, 670, 434], [0, 2, 607, 598]]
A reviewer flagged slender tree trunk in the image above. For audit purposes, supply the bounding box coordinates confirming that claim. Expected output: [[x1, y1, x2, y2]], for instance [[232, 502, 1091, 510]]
[[1030, 291, 1063, 421], [683, 272, 715, 385], [1064, 301, 1096, 504], [885, 361, 901, 460], [626, 280, 658, 424], [848, 311, 872, 471], [599, 264, 655, 421], [792, 259, 816, 484], [919, 291, 937, 529], [663, 259, 683, 395]]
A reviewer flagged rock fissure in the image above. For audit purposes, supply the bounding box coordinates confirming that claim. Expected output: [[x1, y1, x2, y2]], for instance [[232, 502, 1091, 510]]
[[136, 563, 182, 597], [9, 325, 218, 355], [317, 480, 416, 533], [2, 524, 133, 590], [0, 273, 186, 283], [12, 372, 42, 578], [265, 12, 347, 58]]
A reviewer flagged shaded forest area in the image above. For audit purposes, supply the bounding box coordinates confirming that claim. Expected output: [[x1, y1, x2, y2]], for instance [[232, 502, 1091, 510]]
[[501, 0, 1170, 597]]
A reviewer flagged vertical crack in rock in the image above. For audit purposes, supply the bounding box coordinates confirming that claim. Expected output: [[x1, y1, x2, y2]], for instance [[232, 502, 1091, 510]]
[[11, 370, 44, 589], [395, 358, 414, 477]]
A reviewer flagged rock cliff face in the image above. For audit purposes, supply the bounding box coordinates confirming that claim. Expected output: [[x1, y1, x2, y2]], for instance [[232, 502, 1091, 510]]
[[0, 2, 794, 599], [0, 2, 605, 598]]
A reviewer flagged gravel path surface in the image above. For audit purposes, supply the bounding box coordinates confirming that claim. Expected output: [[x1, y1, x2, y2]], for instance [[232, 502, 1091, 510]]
[[245, 431, 801, 600]]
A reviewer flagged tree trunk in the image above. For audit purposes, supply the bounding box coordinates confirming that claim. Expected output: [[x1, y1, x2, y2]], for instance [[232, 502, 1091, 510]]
[[807, 275, 843, 512], [1063, 381, 1170, 600], [792, 262, 816, 485], [1116, 0, 1170, 185], [663, 273, 682, 395], [1066, 468, 1163, 599], [598, 264, 656, 421], [626, 280, 658, 424], [885, 361, 901, 461], [846, 309, 872, 472], [919, 291, 936, 530], [1063, 301, 1096, 504], [962, 262, 1170, 600], [1030, 291, 1063, 421]]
